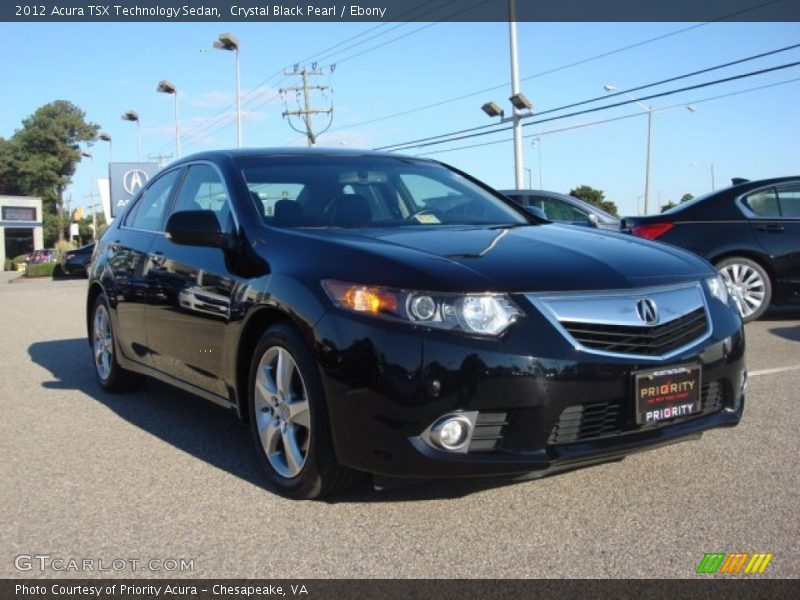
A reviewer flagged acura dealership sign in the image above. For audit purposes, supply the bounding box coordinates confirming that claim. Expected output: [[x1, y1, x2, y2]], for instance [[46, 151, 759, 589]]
[[109, 162, 160, 218]]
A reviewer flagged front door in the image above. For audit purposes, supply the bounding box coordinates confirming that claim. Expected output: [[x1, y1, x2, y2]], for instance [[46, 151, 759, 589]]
[[145, 163, 238, 399]]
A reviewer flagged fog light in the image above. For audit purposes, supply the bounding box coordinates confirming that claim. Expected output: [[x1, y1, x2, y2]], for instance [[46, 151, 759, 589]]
[[430, 415, 472, 451]]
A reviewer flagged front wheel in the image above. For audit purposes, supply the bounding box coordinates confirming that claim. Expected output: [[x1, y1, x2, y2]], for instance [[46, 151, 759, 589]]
[[248, 324, 361, 499], [716, 257, 772, 322]]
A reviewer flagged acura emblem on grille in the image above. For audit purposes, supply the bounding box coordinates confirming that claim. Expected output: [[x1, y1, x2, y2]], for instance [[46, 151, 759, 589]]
[[636, 298, 659, 324]]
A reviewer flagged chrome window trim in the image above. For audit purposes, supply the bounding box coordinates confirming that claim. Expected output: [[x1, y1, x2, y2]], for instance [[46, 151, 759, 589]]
[[526, 281, 713, 362]]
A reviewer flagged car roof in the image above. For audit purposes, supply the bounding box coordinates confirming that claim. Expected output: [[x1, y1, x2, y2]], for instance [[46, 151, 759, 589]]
[[169, 147, 432, 165]]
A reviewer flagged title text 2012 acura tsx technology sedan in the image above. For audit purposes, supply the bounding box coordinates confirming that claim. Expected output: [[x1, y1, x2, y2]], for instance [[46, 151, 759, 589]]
[[87, 149, 746, 499]]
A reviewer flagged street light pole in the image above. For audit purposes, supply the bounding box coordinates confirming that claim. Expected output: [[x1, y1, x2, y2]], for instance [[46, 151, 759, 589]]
[[81, 151, 97, 241], [691, 161, 716, 191], [604, 84, 656, 215], [523, 167, 532, 189], [508, 0, 524, 190], [214, 33, 242, 148], [157, 80, 180, 158], [644, 109, 653, 216], [531, 137, 543, 188]]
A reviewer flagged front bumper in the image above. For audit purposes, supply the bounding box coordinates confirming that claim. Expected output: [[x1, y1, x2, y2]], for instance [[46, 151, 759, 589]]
[[313, 297, 745, 478]]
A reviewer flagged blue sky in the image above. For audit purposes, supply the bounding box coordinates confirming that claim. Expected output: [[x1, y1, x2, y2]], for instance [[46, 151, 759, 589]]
[[1, 19, 799, 216]]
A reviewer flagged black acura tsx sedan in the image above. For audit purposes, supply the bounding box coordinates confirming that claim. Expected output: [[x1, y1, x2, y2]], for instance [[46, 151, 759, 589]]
[[87, 149, 746, 499]]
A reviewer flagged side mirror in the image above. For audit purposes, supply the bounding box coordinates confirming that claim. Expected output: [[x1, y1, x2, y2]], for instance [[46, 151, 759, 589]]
[[587, 213, 600, 227], [165, 210, 226, 247]]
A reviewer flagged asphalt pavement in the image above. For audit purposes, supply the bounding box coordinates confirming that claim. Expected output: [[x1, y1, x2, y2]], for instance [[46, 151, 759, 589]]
[[1, 273, 798, 578]]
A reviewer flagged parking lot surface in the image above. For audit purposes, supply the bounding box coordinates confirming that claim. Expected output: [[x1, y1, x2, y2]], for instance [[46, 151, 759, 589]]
[[1, 274, 798, 578]]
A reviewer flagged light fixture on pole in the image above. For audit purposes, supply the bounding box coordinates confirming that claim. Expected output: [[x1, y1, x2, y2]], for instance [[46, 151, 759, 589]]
[[213, 32, 241, 148], [481, 102, 504, 118], [157, 80, 180, 158], [121, 110, 140, 161], [98, 132, 112, 163]]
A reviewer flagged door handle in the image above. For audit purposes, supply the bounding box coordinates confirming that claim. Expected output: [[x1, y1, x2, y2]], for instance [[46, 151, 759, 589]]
[[756, 224, 784, 233]]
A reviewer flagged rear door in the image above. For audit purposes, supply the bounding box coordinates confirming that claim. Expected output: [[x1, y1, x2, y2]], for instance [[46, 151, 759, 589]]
[[107, 167, 182, 364], [144, 162, 238, 398], [742, 182, 800, 301]]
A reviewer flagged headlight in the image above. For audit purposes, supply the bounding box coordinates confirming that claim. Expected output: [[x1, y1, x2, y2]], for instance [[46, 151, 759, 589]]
[[322, 280, 522, 337], [706, 275, 730, 305]]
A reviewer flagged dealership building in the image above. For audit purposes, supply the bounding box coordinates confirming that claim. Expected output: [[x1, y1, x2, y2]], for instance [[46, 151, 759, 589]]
[[0, 195, 43, 264]]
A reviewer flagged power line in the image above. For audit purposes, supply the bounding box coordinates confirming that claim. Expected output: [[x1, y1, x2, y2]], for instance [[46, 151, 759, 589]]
[[148, 0, 494, 156], [307, 0, 465, 65], [377, 58, 800, 152], [291, 0, 458, 66], [324, 0, 788, 137], [375, 43, 800, 151], [415, 76, 800, 157]]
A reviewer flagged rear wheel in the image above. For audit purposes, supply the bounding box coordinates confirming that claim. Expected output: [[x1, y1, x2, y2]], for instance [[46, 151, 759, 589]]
[[90, 293, 144, 392], [248, 324, 361, 499], [716, 257, 772, 322]]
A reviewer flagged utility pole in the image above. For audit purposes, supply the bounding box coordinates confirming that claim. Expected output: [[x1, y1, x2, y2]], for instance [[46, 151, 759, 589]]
[[281, 68, 333, 146], [148, 153, 173, 168], [83, 194, 100, 241]]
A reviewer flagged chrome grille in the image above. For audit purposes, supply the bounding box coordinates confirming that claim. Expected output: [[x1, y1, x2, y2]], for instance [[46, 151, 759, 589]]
[[527, 282, 712, 360], [560, 307, 708, 357]]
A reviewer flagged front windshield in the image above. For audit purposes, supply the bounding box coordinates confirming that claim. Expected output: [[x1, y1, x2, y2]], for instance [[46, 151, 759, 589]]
[[238, 155, 528, 228]]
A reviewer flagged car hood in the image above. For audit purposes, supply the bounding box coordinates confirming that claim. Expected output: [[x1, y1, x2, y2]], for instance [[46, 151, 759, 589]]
[[298, 224, 713, 293]]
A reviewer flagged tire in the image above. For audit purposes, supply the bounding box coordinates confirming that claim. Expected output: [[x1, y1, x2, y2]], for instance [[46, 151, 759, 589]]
[[716, 257, 772, 323], [90, 293, 145, 392], [248, 324, 361, 499]]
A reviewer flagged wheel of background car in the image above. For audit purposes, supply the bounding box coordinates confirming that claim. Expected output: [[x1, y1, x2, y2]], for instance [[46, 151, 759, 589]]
[[90, 293, 144, 392], [248, 324, 362, 499], [715, 257, 772, 322]]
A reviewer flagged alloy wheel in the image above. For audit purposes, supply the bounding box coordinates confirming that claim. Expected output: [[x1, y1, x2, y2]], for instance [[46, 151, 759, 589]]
[[253, 346, 311, 479], [93, 304, 113, 380], [719, 262, 766, 319]]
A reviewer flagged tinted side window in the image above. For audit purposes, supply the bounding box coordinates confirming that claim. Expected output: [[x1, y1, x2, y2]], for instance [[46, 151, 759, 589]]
[[541, 198, 589, 222], [777, 184, 800, 218], [743, 187, 780, 218], [126, 169, 181, 231], [171, 164, 232, 231]]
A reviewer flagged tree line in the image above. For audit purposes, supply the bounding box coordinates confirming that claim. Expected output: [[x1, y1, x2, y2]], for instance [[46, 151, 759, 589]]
[[0, 100, 99, 246]]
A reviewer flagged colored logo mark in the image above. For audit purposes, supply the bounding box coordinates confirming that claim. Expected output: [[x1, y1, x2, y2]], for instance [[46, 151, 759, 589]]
[[696, 552, 774, 574]]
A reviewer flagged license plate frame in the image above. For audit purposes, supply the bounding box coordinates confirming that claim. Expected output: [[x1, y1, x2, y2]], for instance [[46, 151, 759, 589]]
[[634, 364, 702, 425]]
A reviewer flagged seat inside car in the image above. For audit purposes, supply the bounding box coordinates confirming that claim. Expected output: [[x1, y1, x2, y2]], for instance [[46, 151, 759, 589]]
[[330, 193, 371, 226], [273, 199, 305, 227]]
